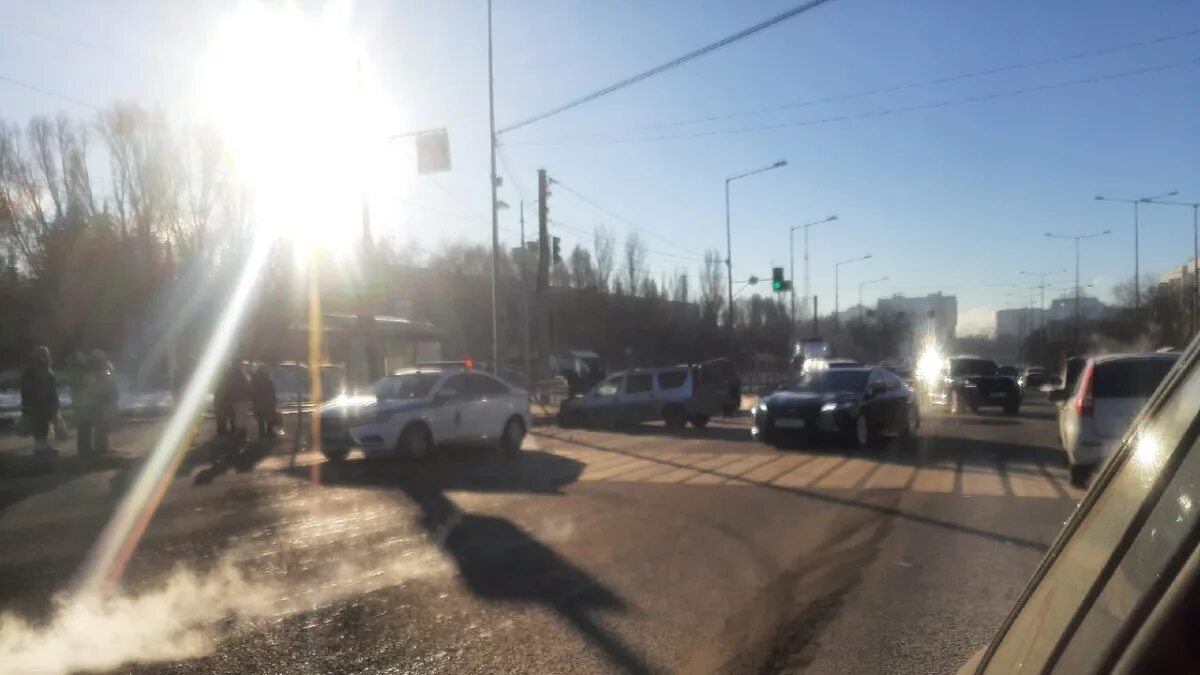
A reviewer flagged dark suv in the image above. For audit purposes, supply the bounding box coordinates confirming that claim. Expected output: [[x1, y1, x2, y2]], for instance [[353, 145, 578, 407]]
[[928, 355, 1021, 415]]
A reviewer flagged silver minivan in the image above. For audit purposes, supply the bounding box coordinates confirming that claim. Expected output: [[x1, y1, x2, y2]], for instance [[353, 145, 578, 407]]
[[557, 363, 730, 429]]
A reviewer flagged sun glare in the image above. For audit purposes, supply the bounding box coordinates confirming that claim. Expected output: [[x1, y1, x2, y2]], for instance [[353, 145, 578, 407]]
[[199, 1, 387, 253]]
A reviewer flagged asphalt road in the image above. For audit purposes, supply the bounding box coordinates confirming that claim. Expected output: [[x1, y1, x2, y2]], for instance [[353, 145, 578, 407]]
[[0, 396, 1081, 674]]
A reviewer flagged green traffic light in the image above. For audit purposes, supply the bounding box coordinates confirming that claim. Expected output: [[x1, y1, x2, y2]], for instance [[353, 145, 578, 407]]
[[772, 281, 782, 291]]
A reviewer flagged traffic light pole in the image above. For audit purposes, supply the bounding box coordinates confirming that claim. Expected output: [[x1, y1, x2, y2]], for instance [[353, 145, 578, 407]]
[[487, 0, 501, 374]]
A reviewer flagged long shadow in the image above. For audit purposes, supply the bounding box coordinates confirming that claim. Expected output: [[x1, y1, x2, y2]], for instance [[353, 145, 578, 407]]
[[563, 421, 750, 443], [287, 451, 655, 674], [534, 430, 1057, 552], [0, 451, 140, 513]]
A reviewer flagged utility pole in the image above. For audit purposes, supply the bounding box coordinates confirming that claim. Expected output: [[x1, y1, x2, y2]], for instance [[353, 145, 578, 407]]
[[487, 0, 501, 374], [520, 201, 531, 391], [1096, 191, 1177, 328], [537, 170, 550, 291], [724, 160, 787, 358], [1046, 230, 1110, 351], [812, 295, 818, 338]]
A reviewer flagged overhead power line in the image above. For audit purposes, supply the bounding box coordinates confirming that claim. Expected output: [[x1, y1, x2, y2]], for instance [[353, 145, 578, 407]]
[[550, 179, 699, 256], [513, 55, 1200, 146], [550, 218, 704, 262], [576, 25, 1200, 140], [496, 0, 839, 135], [0, 73, 99, 110]]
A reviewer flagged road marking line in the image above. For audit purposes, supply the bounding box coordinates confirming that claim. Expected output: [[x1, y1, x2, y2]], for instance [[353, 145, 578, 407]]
[[862, 462, 915, 490], [579, 456, 655, 480], [1036, 462, 1072, 500], [716, 455, 780, 485], [960, 463, 1005, 496], [576, 450, 655, 470], [606, 453, 691, 482], [911, 464, 955, 493], [1004, 462, 1059, 498], [771, 456, 845, 488], [684, 454, 761, 485], [813, 458, 878, 490], [735, 455, 814, 484], [644, 453, 729, 484]]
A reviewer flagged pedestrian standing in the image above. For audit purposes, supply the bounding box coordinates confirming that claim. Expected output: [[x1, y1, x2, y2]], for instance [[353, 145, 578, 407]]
[[90, 350, 118, 453], [250, 363, 277, 440], [219, 359, 251, 442], [20, 346, 60, 455], [71, 353, 97, 458]]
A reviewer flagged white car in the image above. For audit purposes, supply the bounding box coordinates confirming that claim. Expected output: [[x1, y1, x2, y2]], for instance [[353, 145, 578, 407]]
[[1055, 352, 1179, 487], [317, 364, 531, 461]]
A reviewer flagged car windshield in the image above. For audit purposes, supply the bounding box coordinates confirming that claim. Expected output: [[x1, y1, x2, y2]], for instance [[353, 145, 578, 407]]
[[789, 370, 870, 393], [950, 359, 998, 376], [4, 4, 1198, 674], [374, 373, 442, 400]]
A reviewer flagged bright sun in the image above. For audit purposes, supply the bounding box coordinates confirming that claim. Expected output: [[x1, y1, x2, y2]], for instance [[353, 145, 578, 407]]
[[199, 1, 388, 252]]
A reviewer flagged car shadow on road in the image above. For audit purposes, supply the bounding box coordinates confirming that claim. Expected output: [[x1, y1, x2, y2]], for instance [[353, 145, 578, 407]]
[[286, 452, 655, 675], [0, 450, 140, 513]]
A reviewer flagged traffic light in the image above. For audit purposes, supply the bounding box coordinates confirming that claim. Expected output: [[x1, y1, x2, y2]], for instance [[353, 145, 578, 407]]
[[552, 236, 562, 265], [772, 267, 785, 291]]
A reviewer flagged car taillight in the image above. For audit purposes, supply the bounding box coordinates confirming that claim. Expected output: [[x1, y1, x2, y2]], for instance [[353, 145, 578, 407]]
[[1074, 363, 1095, 418]]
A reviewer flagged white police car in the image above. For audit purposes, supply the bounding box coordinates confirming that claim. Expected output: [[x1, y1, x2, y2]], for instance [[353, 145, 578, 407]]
[[317, 363, 531, 461]]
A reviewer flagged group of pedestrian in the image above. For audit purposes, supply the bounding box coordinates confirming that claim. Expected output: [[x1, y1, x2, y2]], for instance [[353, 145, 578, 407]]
[[214, 359, 277, 442], [20, 346, 117, 458]]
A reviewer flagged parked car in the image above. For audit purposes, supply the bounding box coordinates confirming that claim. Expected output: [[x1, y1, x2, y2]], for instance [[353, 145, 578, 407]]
[[998, 365, 1020, 377], [1018, 367, 1051, 391], [1053, 351, 1180, 487], [885, 365, 918, 389], [751, 366, 918, 449], [557, 361, 732, 429], [959, 339, 1200, 674], [927, 355, 1021, 415], [318, 364, 530, 462]]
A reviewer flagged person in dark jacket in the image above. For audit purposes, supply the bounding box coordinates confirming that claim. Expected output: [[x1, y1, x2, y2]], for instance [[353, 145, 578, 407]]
[[250, 363, 277, 440], [216, 359, 250, 440], [20, 346, 59, 455]]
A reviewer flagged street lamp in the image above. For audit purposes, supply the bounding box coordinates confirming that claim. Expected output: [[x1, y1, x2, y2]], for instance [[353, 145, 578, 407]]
[[834, 254, 871, 331], [1095, 191, 1177, 321], [1141, 197, 1200, 337], [725, 159, 787, 355], [1045, 230, 1111, 350], [789, 215, 837, 332], [1019, 268, 1066, 334], [857, 276, 889, 313]]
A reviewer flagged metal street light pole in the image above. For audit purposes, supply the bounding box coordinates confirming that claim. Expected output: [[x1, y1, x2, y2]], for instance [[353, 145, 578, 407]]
[[725, 160, 787, 356], [789, 215, 837, 335], [858, 276, 889, 313], [834, 254, 871, 332], [1096, 191, 1177, 325], [1046, 230, 1110, 350], [1020, 268, 1066, 334], [1141, 198, 1200, 337], [487, 0, 501, 374]]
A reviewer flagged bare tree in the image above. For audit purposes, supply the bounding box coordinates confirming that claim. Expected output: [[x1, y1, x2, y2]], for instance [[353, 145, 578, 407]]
[[593, 224, 615, 292], [700, 249, 724, 323], [567, 244, 596, 289], [56, 114, 95, 220], [673, 271, 690, 304], [624, 231, 645, 295], [28, 116, 63, 223]]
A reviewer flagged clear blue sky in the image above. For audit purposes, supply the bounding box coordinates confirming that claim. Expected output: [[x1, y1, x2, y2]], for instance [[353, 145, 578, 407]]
[[3, 0, 1199, 334]]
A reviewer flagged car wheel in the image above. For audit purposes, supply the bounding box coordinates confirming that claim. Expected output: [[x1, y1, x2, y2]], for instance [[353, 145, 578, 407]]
[[499, 416, 525, 454], [1069, 463, 1091, 489], [901, 402, 919, 439], [844, 414, 871, 449], [663, 405, 687, 431], [689, 414, 710, 428], [322, 447, 348, 462], [398, 424, 432, 459], [949, 389, 963, 415]]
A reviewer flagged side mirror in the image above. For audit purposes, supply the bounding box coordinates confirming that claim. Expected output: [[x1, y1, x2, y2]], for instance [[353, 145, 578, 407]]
[[1048, 388, 1069, 403]]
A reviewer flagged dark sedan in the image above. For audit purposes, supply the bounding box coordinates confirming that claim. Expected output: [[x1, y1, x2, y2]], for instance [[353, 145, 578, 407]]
[[751, 366, 918, 449]]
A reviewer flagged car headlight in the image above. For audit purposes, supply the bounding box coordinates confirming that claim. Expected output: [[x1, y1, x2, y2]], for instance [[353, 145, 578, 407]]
[[821, 401, 852, 413]]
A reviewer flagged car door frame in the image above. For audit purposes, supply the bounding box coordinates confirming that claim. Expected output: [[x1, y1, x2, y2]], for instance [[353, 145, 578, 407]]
[[879, 368, 908, 432], [433, 373, 475, 443], [587, 374, 625, 426], [862, 369, 891, 432], [464, 372, 514, 441], [619, 371, 657, 424]]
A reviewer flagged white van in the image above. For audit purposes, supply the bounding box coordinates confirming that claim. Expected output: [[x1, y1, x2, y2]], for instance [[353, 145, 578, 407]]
[[557, 362, 731, 429]]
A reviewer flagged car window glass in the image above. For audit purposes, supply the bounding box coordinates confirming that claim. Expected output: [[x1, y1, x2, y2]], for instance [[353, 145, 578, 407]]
[[625, 373, 653, 394], [881, 370, 903, 389], [657, 370, 687, 390], [1054, 425, 1200, 673], [867, 369, 884, 389], [441, 374, 470, 399], [468, 373, 510, 397], [983, 349, 1200, 674], [594, 376, 622, 397], [1093, 359, 1178, 399]]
